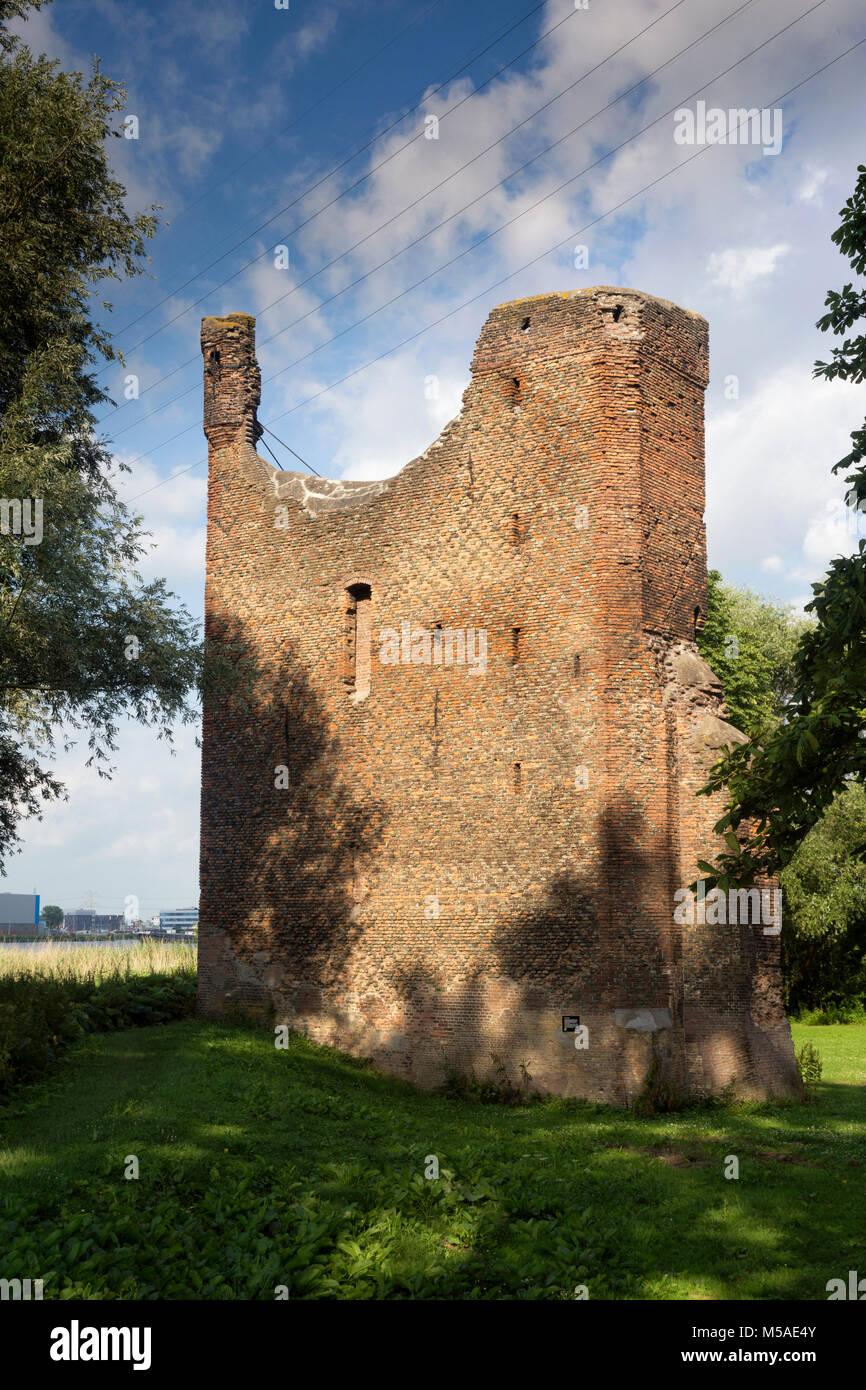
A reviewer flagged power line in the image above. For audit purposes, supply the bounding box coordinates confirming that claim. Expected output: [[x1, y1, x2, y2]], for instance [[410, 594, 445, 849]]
[[100, 0, 575, 364], [122, 0, 828, 488], [102, 0, 698, 432], [159, 0, 449, 233], [260, 425, 321, 476], [100, 0, 556, 353], [127, 29, 864, 504], [259, 435, 284, 472], [263, 0, 840, 419]]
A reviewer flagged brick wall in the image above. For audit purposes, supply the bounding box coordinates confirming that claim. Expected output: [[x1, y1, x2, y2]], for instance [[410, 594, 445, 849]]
[[197, 289, 801, 1103]]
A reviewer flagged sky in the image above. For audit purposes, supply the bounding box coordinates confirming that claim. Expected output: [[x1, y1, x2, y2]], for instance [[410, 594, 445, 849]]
[[3, 0, 865, 917]]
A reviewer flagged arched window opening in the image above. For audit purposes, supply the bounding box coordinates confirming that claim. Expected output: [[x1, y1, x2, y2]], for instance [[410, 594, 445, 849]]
[[344, 583, 372, 700]]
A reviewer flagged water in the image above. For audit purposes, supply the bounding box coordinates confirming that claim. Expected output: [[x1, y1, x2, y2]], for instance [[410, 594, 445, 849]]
[[0, 938, 195, 951]]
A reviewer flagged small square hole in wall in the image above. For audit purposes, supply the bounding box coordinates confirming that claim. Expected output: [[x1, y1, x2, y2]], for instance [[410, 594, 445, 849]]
[[502, 374, 522, 405], [520, 317, 530, 332]]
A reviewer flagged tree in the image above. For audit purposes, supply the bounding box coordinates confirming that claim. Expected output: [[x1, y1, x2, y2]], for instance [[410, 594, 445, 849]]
[[701, 572, 864, 1008], [700, 164, 866, 889], [781, 783, 866, 1012], [0, 1, 202, 870], [697, 570, 811, 737], [39, 903, 63, 929]]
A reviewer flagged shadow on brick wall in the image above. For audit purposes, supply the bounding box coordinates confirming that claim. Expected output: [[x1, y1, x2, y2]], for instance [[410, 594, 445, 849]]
[[385, 795, 679, 1095], [199, 613, 388, 1006]]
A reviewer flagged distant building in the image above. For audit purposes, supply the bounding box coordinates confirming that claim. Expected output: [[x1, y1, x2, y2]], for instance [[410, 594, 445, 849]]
[[158, 907, 198, 932], [62, 910, 124, 933], [0, 892, 42, 937]]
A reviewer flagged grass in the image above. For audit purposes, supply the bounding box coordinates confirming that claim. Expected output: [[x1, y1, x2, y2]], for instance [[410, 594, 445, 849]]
[[792, 1023, 866, 1086], [0, 939, 196, 983], [0, 1014, 864, 1299], [0, 940, 197, 1092]]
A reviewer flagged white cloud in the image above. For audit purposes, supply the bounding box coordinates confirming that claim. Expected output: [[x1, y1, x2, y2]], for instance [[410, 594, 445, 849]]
[[798, 165, 828, 203], [295, 8, 339, 62], [8, 0, 866, 905], [802, 497, 866, 567], [107, 811, 198, 862], [706, 366, 866, 585], [2, 721, 201, 911], [706, 244, 790, 297]]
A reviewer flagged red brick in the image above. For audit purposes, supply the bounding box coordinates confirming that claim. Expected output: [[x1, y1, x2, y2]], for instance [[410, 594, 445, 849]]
[[197, 293, 801, 1103]]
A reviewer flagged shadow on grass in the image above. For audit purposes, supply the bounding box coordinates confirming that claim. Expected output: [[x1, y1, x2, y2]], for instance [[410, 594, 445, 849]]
[[2, 1019, 864, 1299]]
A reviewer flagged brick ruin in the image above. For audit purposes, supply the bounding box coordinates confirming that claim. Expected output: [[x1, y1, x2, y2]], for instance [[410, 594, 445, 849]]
[[197, 287, 801, 1103]]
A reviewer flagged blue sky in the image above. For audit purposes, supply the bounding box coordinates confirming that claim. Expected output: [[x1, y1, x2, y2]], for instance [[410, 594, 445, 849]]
[[4, 0, 866, 916]]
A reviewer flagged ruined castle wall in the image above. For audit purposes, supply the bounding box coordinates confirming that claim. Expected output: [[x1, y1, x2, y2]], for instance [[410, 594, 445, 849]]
[[197, 291, 801, 1102]]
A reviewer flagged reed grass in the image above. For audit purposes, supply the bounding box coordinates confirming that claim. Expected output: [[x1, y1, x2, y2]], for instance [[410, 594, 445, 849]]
[[0, 937, 196, 983]]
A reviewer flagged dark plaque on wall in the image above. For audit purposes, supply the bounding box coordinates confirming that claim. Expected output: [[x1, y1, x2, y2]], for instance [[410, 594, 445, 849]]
[[562, 1015, 580, 1033]]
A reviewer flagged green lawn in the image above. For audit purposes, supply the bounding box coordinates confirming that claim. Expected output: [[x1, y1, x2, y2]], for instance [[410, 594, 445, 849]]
[[0, 1019, 864, 1299]]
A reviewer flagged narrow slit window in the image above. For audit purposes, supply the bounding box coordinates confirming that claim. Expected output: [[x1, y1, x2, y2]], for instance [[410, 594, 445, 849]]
[[503, 374, 521, 404], [510, 511, 521, 545], [513, 762, 522, 792], [344, 583, 372, 699], [511, 626, 521, 664]]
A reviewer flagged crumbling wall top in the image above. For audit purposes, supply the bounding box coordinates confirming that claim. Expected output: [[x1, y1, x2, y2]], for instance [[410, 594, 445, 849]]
[[201, 312, 262, 451], [470, 286, 708, 388]]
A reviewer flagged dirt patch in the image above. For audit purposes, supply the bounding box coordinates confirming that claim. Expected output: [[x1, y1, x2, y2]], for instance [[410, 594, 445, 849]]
[[653, 1148, 712, 1169], [753, 1149, 810, 1165]]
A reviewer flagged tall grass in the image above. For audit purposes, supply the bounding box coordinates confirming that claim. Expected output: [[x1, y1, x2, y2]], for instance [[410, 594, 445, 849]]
[[0, 938, 196, 984], [0, 940, 198, 1092]]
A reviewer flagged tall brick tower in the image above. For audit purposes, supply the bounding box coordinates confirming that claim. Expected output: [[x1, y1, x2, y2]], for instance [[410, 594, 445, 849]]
[[197, 290, 801, 1102]]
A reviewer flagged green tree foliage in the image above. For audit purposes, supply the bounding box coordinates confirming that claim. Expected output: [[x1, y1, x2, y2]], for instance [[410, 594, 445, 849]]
[[781, 783, 866, 1011], [700, 164, 866, 889], [0, 1, 202, 869], [698, 571, 811, 737], [39, 903, 63, 929], [701, 572, 864, 1008]]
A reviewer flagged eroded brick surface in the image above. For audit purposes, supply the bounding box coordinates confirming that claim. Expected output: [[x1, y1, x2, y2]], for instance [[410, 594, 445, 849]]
[[197, 292, 801, 1102]]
